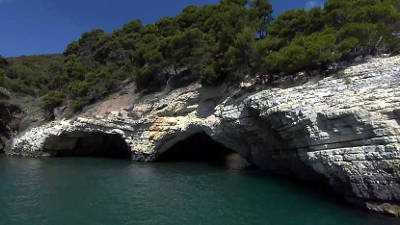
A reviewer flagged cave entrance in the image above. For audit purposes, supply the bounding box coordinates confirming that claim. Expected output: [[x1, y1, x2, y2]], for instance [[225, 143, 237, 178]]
[[52, 132, 132, 160], [156, 132, 250, 169]]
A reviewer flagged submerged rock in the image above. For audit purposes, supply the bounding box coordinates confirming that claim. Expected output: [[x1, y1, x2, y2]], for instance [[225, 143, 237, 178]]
[[6, 56, 400, 216], [366, 202, 400, 217], [224, 153, 252, 170]]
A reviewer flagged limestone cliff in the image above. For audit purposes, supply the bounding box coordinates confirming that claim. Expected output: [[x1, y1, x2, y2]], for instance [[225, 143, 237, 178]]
[[6, 56, 400, 216], [0, 88, 26, 152]]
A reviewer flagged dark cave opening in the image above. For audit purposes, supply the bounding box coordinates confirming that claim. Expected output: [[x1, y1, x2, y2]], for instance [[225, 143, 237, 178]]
[[53, 132, 132, 160], [156, 132, 251, 169]]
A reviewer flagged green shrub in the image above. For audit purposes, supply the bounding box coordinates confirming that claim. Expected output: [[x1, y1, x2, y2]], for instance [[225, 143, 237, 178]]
[[69, 81, 89, 98], [200, 65, 219, 85], [40, 91, 65, 112], [2, 0, 400, 116], [71, 97, 90, 112]]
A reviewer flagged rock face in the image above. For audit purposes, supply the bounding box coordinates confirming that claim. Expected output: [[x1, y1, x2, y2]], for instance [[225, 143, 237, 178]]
[[6, 56, 400, 216], [0, 88, 25, 152]]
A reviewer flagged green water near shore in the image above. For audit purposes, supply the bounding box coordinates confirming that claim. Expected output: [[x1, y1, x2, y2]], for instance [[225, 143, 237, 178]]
[[0, 155, 397, 225]]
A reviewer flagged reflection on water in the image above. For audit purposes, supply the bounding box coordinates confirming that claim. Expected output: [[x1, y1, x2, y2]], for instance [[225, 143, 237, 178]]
[[0, 155, 398, 225]]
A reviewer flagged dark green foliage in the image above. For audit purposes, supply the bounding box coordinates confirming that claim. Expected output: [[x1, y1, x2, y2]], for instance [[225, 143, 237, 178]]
[[200, 65, 219, 85], [265, 0, 400, 72], [250, 0, 274, 38], [1, 0, 399, 115], [71, 97, 90, 112], [63, 0, 398, 94], [0, 55, 8, 68], [224, 27, 257, 80], [60, 0, 267, 92], [40, 91, 65, 113], [266, 28, 341, 72], [1, 54, 64, 96]]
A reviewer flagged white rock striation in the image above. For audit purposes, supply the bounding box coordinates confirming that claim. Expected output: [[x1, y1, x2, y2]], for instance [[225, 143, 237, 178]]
[[7, 56, 400, 215]]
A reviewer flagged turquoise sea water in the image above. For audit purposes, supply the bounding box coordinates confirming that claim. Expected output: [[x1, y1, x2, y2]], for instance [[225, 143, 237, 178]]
[[0, 155, 398, 225]]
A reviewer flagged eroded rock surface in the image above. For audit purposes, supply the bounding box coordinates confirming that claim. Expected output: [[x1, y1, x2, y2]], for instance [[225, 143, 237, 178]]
[[0, 88, 25, 152], [7, 56, 400, 215]]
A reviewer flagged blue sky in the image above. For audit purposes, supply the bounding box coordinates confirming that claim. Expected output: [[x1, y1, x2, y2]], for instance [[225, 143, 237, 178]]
[[0, 0, 324, 57]]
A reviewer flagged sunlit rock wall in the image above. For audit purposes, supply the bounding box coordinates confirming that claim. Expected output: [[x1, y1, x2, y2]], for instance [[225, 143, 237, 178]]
[[7, 56, 400, 215]]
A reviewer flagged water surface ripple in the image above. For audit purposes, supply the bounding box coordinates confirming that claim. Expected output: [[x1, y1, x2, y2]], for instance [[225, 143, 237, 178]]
[[0, 156, 397, 225]]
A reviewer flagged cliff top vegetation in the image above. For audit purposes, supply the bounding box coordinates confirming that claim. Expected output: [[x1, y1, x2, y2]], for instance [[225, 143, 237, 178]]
[[1, 0, 399, 116]]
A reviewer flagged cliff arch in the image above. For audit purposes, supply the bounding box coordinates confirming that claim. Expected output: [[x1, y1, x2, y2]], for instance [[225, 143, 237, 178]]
[[43, 131, 132, 159], [155, 131, 251, 169]]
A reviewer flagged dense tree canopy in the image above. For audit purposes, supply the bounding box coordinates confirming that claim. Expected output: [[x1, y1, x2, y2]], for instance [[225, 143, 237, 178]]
[[0, 54, 64, 96], [1, 0, 399, 115]]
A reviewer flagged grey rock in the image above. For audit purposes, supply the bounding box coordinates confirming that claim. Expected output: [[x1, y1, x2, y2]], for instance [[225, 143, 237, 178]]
[[6, 56, 400, 216]]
